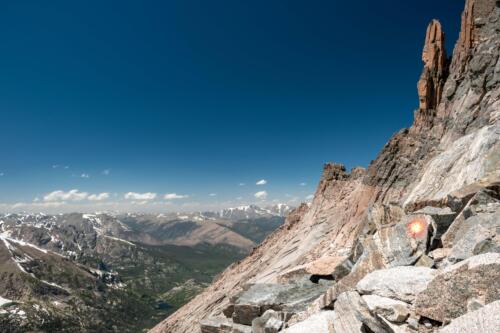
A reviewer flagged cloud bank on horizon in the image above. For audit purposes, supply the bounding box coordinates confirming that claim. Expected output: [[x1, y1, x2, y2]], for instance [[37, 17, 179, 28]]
[[0, 179, 314, 213]]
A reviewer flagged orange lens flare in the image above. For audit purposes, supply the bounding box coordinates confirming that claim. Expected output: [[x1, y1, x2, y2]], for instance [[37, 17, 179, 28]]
[[406, 218, 427, 238]]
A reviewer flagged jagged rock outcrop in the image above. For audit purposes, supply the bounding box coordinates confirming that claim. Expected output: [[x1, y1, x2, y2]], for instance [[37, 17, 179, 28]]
[[416, 19, 448, 128], [151, 1, 500, 332]]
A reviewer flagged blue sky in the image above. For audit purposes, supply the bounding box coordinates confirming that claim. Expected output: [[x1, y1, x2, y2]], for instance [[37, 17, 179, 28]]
[[0, 0, 464, 212]]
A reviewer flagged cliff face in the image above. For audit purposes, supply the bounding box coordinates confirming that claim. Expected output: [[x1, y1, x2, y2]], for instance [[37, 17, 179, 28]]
[[151, 1, 500, 332]]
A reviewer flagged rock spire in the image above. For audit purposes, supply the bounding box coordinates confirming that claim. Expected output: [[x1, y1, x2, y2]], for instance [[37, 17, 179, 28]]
[[417, 19, 448, 112]]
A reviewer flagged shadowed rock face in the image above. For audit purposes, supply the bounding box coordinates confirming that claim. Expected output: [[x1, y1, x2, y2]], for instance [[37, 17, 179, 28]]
[[151, 1, 500, 332]]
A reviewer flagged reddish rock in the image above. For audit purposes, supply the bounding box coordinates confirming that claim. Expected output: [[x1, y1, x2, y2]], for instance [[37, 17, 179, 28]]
[[450, 0, 496, 75], [417, 20, 447, 112]]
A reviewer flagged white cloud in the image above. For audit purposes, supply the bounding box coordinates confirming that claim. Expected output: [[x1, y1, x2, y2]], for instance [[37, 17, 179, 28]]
[[102, 169, 111, 176], [13, 201, 67, 209], [300, 182, 307, 186], [209, 193, 217, 197], [52, 165, 59, 169], [256, 179, 267, 185], [254, 191, 268, 200], [239, 183, 245, 186], [44, 189, 89, 202], [124, 192, 157, 200], [81, 173, 90, 178], [0, 172, 4, 176], [306, 194, 314, 201], [164, 193, 189, 200], [88, 193, 110, 201]]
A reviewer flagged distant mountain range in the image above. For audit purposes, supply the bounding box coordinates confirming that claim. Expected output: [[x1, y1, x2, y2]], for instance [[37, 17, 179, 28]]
[[0, 204, 293, 332], [217, 203, 293, 220]]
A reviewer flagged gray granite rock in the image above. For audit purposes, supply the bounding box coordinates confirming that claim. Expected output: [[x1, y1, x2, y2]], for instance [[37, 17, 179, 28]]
[[442, 189, 500, 251], [373, 215, 432, 267], [282, 311, 336, 333], [415, 254, 435, 268], [332, 291, 393, 333], [415, 253, 500, 323], [439, 300, 500, 333], [362, 295, 410, 323], [232, 282, 332, 325], [428, 248, 451, 267], [264, 317, 283, 333], [251, 309, 283, 333], [356, 266, 436, 303]]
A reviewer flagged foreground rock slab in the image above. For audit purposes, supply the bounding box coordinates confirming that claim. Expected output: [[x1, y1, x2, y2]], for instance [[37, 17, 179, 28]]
[[229, 282, 332, 325], [282, 311, 335, 333], [415, 253, 500, 323], [356, 266, 436, 303], [439, 300, 500, 333]]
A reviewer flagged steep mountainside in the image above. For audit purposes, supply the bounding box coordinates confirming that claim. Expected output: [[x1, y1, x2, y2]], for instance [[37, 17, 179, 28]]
[[0, 205, 288, 332], [151, 1, 500, 332]]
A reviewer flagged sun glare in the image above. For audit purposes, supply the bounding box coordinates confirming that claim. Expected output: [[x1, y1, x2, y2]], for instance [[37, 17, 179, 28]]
[[407, 217, 427, 238]]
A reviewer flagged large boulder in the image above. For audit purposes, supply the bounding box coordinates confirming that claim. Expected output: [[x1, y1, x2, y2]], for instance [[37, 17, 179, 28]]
[[373, 215, 432, 267], [356, 266, 436, 303], [332, 291, 393, 333], [282, 311, 335, 333], [439, 300, 500, 333], [230, 282, 332, 325], [415, 253, 500, 323], [442, 188, 500, 262]]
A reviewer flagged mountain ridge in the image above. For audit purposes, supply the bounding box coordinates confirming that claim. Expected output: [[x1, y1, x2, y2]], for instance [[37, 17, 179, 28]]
[[0, 204, 291, 332]]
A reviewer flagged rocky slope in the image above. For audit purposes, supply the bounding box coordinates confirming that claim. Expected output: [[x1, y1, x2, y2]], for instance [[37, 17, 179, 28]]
[[151, 1, 500, 332], [0, 205, 288, 332]]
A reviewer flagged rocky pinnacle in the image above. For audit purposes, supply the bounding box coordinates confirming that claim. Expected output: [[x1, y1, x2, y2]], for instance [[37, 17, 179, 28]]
[[417, 20, 447, 112]]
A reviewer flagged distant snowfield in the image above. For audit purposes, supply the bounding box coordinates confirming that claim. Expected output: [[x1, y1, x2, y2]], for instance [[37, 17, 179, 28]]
[[0, 296, 13, 306]]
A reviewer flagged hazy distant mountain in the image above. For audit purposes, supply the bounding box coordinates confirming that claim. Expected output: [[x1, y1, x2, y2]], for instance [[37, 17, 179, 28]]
[[0, 204, 292, 332], [216, 203, 293, 220]]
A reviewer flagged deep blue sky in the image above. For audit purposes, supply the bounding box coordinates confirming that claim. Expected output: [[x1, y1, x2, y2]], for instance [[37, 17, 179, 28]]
[[0, 0, 464, 212]]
